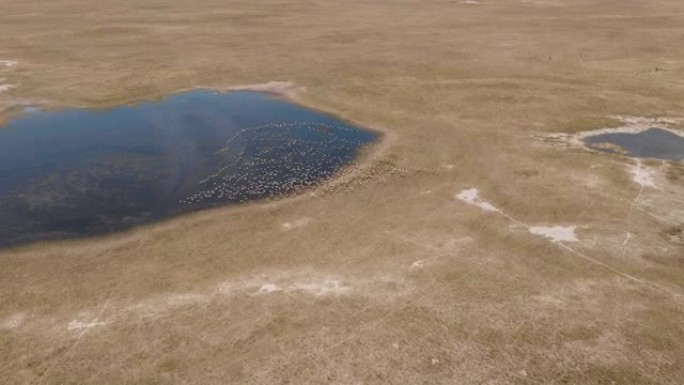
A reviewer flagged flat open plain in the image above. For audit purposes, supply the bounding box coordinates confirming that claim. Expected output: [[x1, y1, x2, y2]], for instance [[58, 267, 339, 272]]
[[1, 0, 683, 384]]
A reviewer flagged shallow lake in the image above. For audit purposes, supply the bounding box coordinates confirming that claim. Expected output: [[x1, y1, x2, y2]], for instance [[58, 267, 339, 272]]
[[583, 128, 684, 161], [0, 90, 376, 246]]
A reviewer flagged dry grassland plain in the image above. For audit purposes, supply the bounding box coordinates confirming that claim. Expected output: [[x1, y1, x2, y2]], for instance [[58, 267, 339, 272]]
[[1, 0, 684, 384]]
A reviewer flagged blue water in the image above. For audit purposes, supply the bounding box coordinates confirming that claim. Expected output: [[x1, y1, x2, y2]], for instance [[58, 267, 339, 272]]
[[584, 128, 684, 161], [0, 90, 376, 246]]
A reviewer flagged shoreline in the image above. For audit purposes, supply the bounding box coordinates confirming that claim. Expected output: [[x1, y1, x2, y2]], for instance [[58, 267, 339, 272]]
[[0, 85, 395, 252]]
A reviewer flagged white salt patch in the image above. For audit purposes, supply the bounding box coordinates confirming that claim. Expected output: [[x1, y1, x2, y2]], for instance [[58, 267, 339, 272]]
[[410, 260, 428, 269], [1, 313, 26, 330], [529, 226, 578, 243], [291, 279, 350, 296], [456, 188, 499, 212], [631, 162, 656, 188], [219, 276, 351, 297], [257, 283, 283, 294], [0, 60, 17, 67], [216, 282, 235, 294], [281, 217, 312, 231], [68, 320, 106, 331], [0, 82, 16, 93]]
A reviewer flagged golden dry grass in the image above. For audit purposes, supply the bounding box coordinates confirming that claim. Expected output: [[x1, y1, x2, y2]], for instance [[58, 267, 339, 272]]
[[1, 0, 683, 384]]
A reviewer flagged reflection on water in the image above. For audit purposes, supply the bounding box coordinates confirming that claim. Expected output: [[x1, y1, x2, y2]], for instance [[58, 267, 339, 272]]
[[0, 91, 376, 246]]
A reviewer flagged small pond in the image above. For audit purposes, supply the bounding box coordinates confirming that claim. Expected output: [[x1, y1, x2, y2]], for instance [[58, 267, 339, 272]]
[[583, 128, 684, 161], [0, 90, 376, 246]]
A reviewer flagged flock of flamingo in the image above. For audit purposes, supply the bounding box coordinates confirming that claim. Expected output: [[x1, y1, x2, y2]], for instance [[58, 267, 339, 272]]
[[178, 120, 372, 206]]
